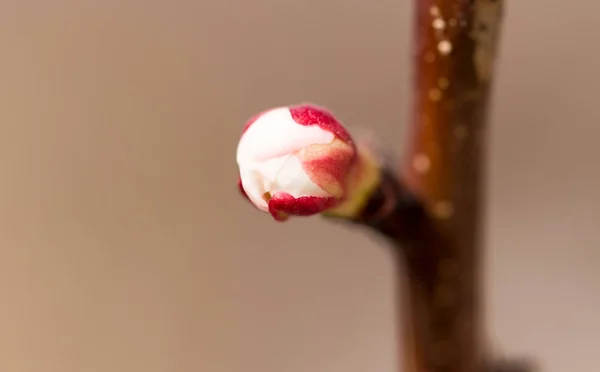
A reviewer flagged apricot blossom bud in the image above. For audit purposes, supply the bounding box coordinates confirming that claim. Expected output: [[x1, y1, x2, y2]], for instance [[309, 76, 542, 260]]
[[236, 104, 375, 221]]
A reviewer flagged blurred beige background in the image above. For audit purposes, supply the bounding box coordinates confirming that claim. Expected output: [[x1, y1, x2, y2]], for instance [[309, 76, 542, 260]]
[[1, 1, 598, 372]]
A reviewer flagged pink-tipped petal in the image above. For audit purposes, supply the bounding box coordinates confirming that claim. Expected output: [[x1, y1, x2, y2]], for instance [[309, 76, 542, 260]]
[[236, 103, 362, 221], [297, 138, 356, 197], [289, 104, 354, 145], [237, 107, 335, 163], [268, 192, 338, 220]]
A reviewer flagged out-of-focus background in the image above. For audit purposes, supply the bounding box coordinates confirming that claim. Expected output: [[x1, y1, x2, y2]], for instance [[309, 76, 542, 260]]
[[1, 1, 598, 371]]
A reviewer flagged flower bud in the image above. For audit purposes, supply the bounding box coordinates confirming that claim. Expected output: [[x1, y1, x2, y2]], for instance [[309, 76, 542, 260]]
[[236, 104, 359, 221]]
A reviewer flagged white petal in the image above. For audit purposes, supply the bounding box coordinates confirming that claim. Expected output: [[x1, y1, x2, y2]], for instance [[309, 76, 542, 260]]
[[253, 155, 291, 186], [239, 155, 295, 212], [236, 107, 335, 165], [239, 153, 332, 213], [270, 155, 331, 198], [239, 167, 268, 212]]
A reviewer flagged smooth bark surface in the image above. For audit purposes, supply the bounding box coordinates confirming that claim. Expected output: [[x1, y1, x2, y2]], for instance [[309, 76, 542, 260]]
[[400, 1, 504, 371], [353, 1, 507, 371]]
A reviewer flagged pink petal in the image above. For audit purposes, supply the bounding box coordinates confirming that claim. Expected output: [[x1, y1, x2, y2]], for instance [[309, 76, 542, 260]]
[[289, 104, 354, 145], [297, 138, 356, 197]]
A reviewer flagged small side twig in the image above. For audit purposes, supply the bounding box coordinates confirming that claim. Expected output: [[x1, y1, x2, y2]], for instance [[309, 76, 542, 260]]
[[352, 172, 535, 372]]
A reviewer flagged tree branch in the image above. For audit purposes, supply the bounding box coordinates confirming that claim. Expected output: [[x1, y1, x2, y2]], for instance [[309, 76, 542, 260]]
[[349, 1, 514, 371]]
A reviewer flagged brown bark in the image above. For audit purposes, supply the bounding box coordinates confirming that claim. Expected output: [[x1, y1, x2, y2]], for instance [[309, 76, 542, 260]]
[[400, 0, 504, 371], [352, 0, 507, 371]]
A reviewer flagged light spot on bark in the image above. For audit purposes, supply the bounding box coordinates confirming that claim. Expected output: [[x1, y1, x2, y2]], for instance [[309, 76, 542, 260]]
[[412, 153, 431, 174], [433, 200, 454, 219], [429, 88, 442, 101], [438, 40, 453, 55], [433, 18, 446, 30]]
